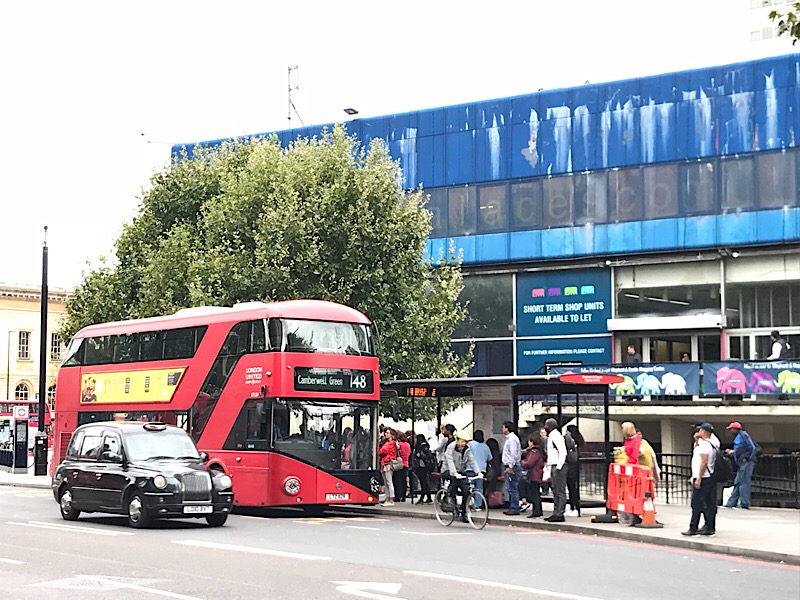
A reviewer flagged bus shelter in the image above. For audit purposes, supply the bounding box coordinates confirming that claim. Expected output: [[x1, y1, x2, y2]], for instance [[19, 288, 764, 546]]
[[381, 374, 619, 510]]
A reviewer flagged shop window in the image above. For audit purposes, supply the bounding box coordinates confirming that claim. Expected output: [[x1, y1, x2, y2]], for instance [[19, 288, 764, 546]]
[[678, 161, 716, 214], [510, 179, 542, 230], [427, 188, 447, 237], [452, 274, 513, 338], [644, 164, 678, 219], [542, 175, 573, 227], [608, 168, 643, 222], [721, 157, 755, 210], [573, 172, 607, 224], [447, 186, 477, 236], [451, 340, 513, 377], [477, 184, 509, 233], [757, 151, 797, 208]]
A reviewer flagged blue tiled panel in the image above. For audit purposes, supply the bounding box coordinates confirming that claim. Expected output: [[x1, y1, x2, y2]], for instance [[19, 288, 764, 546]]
[[509, 230, 542, 261], [682, 214, 717, 247], [450, 236, 476, 264], [427, 238, 448, 264], [642, 219, 680, 250], [755, 209, 794, 243], [541, 228, 574, 258], [572, 224, 598, 256], [754, 84, 790, 151], [475, 233, 509, 263], [607, 222, 644, 253], [719, 212, 757, 246]]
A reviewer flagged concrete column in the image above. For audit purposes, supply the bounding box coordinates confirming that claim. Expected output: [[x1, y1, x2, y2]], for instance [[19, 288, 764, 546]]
[[660, 418, 691, 454]]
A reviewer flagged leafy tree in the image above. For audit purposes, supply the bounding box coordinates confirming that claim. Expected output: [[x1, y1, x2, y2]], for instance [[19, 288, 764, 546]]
[[63, 125, 472, 419], [770, 2, 800, 44]]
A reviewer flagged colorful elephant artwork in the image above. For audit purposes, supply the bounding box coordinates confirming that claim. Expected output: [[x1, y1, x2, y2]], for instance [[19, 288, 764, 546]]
[[748, 371, 777, 394], [776, 370, 800, 393], [636, 373, 663, 395], [612, 375, 636, 395], [716, 366, 747, 394], [661, 372, 687, 395]]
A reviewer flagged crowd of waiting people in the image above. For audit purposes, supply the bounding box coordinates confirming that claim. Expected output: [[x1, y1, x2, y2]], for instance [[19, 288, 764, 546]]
[[376, 421, 585, 521]]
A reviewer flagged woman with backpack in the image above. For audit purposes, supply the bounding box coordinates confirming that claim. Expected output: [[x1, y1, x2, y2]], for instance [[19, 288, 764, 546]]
[[521, 431, 546, 518]]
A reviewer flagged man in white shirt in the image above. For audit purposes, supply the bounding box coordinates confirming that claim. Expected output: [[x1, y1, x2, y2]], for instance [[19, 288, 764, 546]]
[[683, 422, 719, 537], [544, 418, 567, 522], [501, 421, 522, 515]]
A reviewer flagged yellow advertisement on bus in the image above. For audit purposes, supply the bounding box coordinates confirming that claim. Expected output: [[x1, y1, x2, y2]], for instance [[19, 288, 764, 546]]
[[80, 368, 186, 404]]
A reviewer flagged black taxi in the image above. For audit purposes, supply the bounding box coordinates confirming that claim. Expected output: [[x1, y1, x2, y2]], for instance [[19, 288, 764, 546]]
[[52, 421, 233, 528]]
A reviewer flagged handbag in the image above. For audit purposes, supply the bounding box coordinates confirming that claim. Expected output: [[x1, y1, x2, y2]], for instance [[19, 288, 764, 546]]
[[542, 464, 552, 482], [389, 442, 403, 471], [487, 490, 505, 508]]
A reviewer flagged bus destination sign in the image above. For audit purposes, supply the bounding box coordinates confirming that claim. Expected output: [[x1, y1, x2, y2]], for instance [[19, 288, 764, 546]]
[[294, 367, 374, 394]]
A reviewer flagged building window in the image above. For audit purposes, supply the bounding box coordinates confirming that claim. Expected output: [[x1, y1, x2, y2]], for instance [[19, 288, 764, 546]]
[[644, 164, 678, 219], [574, 172, 608, 224], [15, 383, 29, 401], [477, 184, 509, 233], [47, 384, 56, 404], [757, 150, 797, 208], [447, 186, 477, 236], [50, 333, 62, 361], [679, 161, 716, 214], [721, 157, 755, 210], [427, 188, 447, 237], [542, 175, 573, 227], [750, 30, 761, 42], [18, 331, 31, 360], [510, 180, 542, 230], [608, 168, 643, 222]]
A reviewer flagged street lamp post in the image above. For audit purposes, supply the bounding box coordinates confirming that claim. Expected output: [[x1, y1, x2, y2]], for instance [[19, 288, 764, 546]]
[[34, 226, 49, 476]]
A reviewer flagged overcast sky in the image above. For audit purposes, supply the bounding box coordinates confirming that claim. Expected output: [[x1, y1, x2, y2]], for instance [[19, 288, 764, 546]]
[[0, 1, 792, 289]]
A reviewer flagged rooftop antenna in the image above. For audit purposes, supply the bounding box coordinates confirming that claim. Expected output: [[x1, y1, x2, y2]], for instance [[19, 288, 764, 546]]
[[288, 65, 305, 127]]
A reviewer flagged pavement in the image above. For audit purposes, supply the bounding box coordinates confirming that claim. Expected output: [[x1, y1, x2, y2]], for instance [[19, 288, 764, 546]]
[[3, 467, 797, 566]]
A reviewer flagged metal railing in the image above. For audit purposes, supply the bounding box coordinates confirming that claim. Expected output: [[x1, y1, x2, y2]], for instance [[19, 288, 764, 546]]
[[576, 453, 800, 508]]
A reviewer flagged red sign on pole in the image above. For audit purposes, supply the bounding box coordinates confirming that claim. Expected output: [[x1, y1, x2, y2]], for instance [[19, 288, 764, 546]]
[[558, 373, 624, 385]]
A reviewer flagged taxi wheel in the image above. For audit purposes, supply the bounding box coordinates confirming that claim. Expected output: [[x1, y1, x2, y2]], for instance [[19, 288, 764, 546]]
[[205, 513, 228, 527], [126, 492, 152, 529], [59, 487, 80, 521]]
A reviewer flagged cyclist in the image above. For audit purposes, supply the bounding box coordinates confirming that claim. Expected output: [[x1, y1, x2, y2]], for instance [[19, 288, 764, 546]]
[[444, 431, 481, 523]]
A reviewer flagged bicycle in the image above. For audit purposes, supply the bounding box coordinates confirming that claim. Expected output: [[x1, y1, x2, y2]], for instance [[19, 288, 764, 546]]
[[434, 475, 488, 530]]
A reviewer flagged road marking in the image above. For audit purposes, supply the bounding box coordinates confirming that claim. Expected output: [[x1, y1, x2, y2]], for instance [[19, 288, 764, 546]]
[[32, 575, 201, 600], [6, 521, 131, 536], [332, 581, 403, 600], [0, 557, 25, 565], [173, 540, 332, 561], [294, 516, 384, 525], [400, 531, 472, 536], [404, 571, 606, 600], [515, 531, 548, 535], [346, 525, 380, 531]]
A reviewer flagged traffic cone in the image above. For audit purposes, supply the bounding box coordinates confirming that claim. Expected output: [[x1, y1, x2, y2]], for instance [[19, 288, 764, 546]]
[[635, 492, 663, 528]]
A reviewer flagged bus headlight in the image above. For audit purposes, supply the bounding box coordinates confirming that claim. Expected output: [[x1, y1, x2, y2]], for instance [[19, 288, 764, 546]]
[[153, 475, 168, 489], [216, 474, 232, 489], [283, 477, 301, 496]]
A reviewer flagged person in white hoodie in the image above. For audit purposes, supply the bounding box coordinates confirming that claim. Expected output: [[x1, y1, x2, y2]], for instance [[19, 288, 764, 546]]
[[543, 418, 567, 523]]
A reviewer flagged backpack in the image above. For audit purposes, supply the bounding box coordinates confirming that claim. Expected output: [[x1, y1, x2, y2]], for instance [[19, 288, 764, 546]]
[[778, 337, 793, 359], [706, 440, 732, 483]]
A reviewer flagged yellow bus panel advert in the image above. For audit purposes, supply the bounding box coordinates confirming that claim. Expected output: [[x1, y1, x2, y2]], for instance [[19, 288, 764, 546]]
[[80, 369, 185, 404]]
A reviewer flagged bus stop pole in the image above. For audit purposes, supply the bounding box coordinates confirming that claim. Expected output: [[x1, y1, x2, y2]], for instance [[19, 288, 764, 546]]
[[410, 396, 415, 504]]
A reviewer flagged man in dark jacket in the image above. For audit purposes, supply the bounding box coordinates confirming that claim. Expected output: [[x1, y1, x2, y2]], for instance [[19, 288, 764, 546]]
[[723, 421, 758, 510], [445, 431, 480, 522]]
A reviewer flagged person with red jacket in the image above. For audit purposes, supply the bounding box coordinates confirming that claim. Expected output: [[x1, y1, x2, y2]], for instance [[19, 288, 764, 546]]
[[393, 432, 412, 502], [621, 421, 641, 464], [378, 429, 398, 506]]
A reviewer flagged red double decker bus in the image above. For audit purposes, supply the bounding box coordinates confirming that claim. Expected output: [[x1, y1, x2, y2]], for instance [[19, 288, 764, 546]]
[[52, 300, 382, 508]]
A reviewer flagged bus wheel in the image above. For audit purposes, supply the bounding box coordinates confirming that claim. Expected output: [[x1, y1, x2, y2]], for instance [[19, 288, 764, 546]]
[[206, 513, 228, 527], [126, 493, 152, 529], [59, 487, 80, 521]]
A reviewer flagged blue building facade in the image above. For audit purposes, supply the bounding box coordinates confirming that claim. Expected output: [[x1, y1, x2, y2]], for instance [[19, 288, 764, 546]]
[[176, 55, 800, 378]]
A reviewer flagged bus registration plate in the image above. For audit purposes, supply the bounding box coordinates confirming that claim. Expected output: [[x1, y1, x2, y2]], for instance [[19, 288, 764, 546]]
[[325, 493, 349, 501], [184, 505, 213, 514]]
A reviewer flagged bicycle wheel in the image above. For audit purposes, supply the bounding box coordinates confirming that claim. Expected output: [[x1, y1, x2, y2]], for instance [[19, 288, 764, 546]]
[[434, 489, 455, 526], [465, 490, 488, 530]]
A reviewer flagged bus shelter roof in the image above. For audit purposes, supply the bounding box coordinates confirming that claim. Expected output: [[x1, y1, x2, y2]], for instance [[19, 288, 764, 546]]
[[381, 375, 610, 398]]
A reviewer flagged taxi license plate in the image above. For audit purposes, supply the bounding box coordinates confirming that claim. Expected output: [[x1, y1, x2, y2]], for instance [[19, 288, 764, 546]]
[[325, 493, 349, 501], [184, 505, 213, 514]]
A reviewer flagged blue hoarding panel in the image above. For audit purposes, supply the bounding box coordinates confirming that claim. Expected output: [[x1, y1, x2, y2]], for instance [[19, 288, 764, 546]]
[[517, 337, 613, 375], [475, 233, 509, 263], [451, 236, 476, 264], [427, 238, 447, 264], [682, 214, 717, 248], [417, 136, 434, 187], [642, 219, 679, 250], [607, 222, 643, 253], [474, 125, 508, 182], [510, 122, 541, 178], [754, 85, 789, 150], [431, 134, 447, 187], [755, 210, 790, 243], [719, 91, 755, 155], [549, 363, 701, 396], [719, 212, 756, 246], [541, 228, 574, 258], [571, 108, 597, 172], [516, 270, 611, 337], [509, 230, 542, 261]]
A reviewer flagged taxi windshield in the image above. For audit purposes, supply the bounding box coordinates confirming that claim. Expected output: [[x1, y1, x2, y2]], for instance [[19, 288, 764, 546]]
[[124, 429, 200, 462]]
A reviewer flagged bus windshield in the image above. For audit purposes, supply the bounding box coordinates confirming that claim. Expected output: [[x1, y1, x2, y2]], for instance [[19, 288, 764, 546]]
[[280, 319, 374, 356], [272, 400, 375, 471]]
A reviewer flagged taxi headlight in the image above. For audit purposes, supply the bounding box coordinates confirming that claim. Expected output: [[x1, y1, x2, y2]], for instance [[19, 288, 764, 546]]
[[153, 475, 168, 489], [217, 474, 232, 489]]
